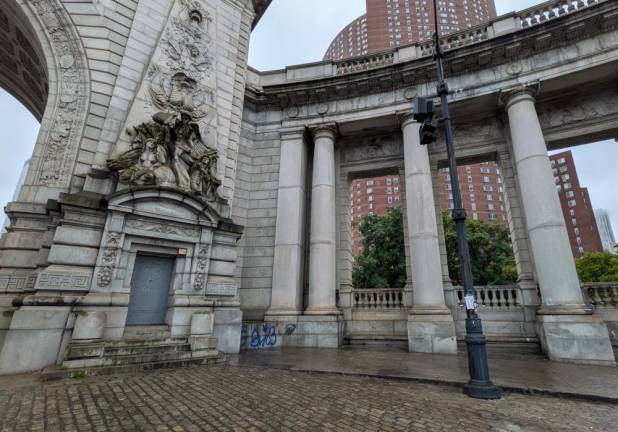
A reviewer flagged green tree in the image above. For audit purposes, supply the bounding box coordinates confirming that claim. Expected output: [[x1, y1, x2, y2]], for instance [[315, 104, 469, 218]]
[[442, 210, 518, 285], [575, 252, 618, 282], [352, 207, 406, 288]]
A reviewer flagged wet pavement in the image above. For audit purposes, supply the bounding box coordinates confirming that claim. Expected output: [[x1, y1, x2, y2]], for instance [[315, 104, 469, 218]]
[[2, 365, 617, 431], [235, 346, 618, 402]]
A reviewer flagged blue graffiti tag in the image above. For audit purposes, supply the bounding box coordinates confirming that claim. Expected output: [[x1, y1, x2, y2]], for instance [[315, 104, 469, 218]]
[[240, 323, 248, 347], [250, 323, 277, 348]]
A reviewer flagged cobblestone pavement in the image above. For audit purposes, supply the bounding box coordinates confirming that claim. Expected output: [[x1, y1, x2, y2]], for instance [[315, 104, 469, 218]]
[[1, 365, 616, 432]]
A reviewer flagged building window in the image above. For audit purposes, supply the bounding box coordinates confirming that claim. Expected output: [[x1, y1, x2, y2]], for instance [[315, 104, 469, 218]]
[[568, 200, 576, 207], [489, 213, 497, 220], [486, 194, 493, 201], [472, 212, 479, 220], [482, 176, 490, 183], [487, 203, 495, 210], [367, 188, 373, 194], [388, 196, 393, 204], [562, 174, 570, 182], [366, 179, 373, 186], [467, 184, 473, 192], [387, 187, 392, 194], [368, 203, 373, 210], [483, 185, 493, 192], [387, 178, 392, 185], [560, 165, 568, 173], [448, 202, 455, 209], [566, 191, 575, 198], [564, 183, 572, 190]]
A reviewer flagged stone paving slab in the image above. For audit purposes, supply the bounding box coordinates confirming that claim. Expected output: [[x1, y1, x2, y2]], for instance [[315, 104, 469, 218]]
[[1, 365, 617, 431], [235, 347, 618, 402]]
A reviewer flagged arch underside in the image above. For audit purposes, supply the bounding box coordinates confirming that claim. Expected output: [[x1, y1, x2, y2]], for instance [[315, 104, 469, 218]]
[[0, 1, 48, 122]]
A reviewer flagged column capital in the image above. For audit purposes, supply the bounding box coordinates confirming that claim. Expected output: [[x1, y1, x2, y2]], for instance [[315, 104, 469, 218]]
[[279, 127, 306, 141], [310, 123, 338, 141], [397, 110, 418, 130], [499, 82, 540, 110]]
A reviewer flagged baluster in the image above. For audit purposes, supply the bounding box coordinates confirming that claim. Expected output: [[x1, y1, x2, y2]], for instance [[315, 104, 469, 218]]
[[488, 289, 494, 307], [480, 289, 486, 306], [457, 289, 464, 305], [495, 289, 502, 308]]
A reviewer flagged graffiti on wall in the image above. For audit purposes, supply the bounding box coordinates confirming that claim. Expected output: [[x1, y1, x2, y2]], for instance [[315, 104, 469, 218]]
[[240, 322, 297, 350]]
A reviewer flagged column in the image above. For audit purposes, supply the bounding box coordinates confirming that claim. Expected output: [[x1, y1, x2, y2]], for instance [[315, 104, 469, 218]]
[[266, 130, 307, 317], [401, 114, 457, 354], [504, 88, 614, 365], [305, 126, 339, 315]]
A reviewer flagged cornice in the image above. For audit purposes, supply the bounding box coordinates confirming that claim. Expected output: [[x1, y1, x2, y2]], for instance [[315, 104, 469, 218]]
[[245, 1, 618, 111]]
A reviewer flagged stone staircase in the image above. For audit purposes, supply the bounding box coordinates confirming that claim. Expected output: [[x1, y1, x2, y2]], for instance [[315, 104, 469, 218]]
[[41, 337, 224, 381]]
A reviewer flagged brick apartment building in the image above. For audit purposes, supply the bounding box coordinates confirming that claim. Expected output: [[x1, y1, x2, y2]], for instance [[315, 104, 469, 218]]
[[324, 0, 497, 61], [437, 162, 507, 223], [351, 175, 402, 256], [549, 151, 603, 257]]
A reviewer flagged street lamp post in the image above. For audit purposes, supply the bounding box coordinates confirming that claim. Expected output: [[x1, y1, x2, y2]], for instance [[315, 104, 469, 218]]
[[414, 0, 501, 400]]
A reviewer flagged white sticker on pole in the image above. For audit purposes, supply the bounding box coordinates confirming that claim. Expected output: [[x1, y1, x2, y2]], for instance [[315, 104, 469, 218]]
[[464, 294, 476, 310]]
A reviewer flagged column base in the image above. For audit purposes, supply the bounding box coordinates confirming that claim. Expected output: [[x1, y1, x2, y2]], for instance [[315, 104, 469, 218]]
[[536, 312, 616, 366], [304, 307, 342, 316], [260, 314, 343, 349], [407, 307, 457, 355]]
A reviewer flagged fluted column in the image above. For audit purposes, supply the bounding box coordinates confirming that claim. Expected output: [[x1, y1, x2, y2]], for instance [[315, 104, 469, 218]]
[[266, 130, 307, 317], [504, 88, 614, 365], [305, 125, 339, 315], [401, 114, 457, 354]]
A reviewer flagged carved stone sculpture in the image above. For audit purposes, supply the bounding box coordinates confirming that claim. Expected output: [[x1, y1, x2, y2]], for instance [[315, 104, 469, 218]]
[[107, 74, 221, 201]]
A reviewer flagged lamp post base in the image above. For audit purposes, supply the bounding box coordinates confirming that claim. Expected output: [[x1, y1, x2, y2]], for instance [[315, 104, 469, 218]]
[[462, 316, 502, 400]]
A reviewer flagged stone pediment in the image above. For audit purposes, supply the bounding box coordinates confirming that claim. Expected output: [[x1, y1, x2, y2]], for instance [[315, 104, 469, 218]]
[[106, 187, 228, 228]]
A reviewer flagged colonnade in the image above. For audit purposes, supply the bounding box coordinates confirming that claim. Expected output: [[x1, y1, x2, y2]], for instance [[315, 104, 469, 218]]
[[265, 87, 615, 364]]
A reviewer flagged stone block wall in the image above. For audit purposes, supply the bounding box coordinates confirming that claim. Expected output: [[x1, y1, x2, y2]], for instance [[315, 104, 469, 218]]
[[234, 120, 281, 320]]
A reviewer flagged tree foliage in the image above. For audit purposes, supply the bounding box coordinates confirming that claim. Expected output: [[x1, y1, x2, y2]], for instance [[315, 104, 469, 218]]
[[442, 210, 518, 286], [575, 252, 618, 282], [352, 207, 406, 288]]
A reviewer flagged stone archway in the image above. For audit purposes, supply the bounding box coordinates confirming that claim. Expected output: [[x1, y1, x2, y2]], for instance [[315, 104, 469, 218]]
[[0, 0, 90, 202]]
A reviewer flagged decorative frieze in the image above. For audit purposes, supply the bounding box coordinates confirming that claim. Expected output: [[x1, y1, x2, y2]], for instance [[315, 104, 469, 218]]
[[126, 218, 199, 239], [0, 274, 37, 292]]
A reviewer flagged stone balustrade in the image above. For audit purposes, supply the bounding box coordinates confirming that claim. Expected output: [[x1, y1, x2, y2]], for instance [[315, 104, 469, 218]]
[[582, 282, 618, 307], [319, 0, 605, 77], [518, 0, 600, 28], [353, 288, 404, 310], [336, 52, 394, 75], [455, 285, 520, 309], [418, 26, 490, 57]]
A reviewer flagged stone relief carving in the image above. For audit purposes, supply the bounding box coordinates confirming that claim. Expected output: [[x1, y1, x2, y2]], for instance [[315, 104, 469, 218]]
[[28, 0, 89, 187], [107, 0, 221, 202], [126, 217, 200, 238], [537, 91, 618, 129], [193, 245, 210, 291], [97, 232, 121, 287], [341, 134, 401, 164]]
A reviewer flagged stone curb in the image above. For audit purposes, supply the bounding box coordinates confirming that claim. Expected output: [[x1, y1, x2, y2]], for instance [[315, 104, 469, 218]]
[[237, 364, 618, 404]]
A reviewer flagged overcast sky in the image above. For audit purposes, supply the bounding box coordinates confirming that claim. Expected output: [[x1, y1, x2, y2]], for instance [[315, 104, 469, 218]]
[[1, 0, 616, 236]]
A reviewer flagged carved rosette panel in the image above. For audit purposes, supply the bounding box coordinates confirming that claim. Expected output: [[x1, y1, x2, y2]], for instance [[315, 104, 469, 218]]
[[97, 232, 122, 287], [193, 244, 211, 291], [340, 134, 401, 166], [29, 0, 89, 187]]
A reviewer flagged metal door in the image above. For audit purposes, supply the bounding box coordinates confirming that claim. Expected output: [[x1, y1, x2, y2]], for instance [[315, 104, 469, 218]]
[[127, 254, 175, 325]]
